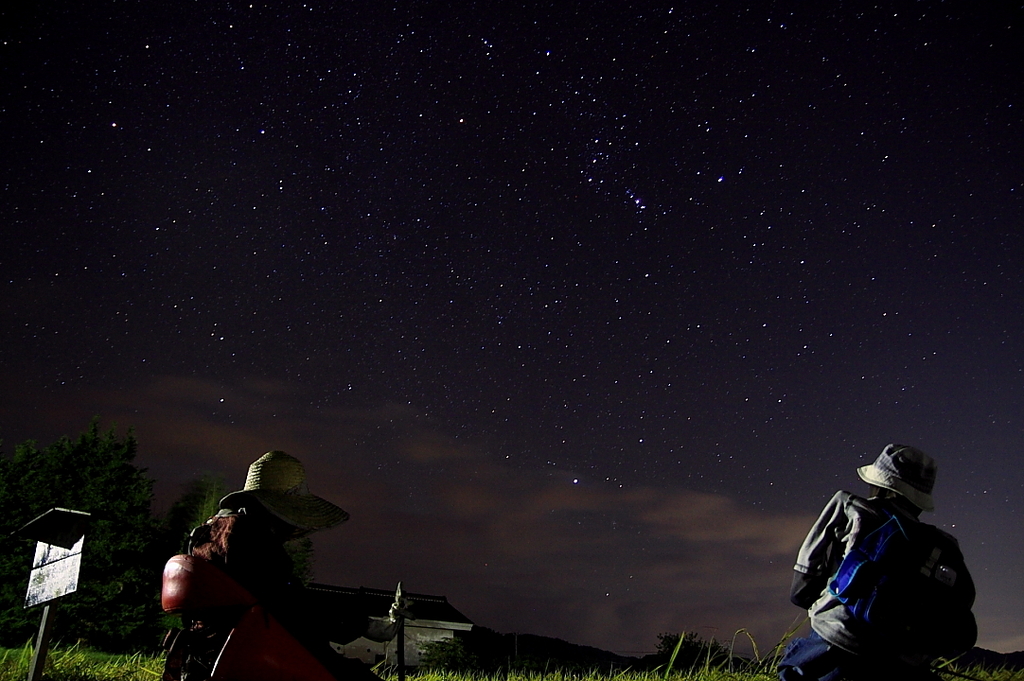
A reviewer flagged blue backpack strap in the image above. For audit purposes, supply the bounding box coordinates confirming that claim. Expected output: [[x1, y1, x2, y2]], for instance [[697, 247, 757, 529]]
[[829, 505, 977, 657], [828, 511, 905, 603]]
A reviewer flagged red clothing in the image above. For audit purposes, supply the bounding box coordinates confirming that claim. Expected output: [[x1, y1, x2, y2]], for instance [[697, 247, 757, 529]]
[[182, 510, 379, 681], [189, 512, 297, 606]]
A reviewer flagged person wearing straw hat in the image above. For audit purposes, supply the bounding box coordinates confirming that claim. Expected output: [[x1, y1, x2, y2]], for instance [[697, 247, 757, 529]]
[[220, 448, 352, 531], [777, 444, 977, 681], [187, 451, 394, 681], [190, 450, 351, 601]]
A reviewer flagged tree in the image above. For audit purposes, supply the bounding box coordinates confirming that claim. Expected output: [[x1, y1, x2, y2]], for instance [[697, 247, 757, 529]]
[[420, 636, 481, 671], [0, 420, 164, 652], [653, 631, 731, 671], [162, 473, 229, 553]]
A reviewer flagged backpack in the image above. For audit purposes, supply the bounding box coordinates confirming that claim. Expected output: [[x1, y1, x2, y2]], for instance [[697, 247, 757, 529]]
[[828, 508, 977, 658]]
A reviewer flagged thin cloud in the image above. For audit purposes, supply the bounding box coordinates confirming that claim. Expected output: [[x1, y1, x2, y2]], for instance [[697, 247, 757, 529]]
[[8, 373, 817, 654]]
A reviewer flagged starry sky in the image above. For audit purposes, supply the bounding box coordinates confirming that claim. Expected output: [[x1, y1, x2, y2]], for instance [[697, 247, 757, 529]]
[[2, 0, 1022, 656]]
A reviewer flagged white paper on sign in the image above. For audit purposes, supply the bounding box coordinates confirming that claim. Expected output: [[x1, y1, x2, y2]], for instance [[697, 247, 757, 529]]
[[25, 535, 85, 608]]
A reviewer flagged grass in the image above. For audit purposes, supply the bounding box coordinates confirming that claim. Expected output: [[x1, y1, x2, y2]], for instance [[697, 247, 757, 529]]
[[0, 644, 163, 681], [1, 643, 1022, 681], [391, 672, 777, 681]]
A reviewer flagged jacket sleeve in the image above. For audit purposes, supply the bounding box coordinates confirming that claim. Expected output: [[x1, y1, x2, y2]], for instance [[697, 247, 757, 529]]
[[791, 570, 827, 609], [790, 491, 850, 608]]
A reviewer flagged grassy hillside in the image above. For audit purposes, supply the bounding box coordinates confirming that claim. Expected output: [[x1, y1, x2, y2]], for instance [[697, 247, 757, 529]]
[[2, 644, 1022, 681]]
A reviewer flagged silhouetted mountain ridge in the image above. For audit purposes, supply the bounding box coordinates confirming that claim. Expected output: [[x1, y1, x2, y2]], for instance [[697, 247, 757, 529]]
[[957, 647, 1024, 671], [459, 627, 1024, 674], [459, 627, 639, 671]]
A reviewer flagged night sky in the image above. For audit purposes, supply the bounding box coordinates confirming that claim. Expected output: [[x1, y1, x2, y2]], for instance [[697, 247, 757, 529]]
[[2, 0, 1022, 656]]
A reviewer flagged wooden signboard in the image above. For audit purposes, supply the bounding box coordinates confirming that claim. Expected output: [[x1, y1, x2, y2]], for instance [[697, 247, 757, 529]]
[[17, 508, 90, 681], [25, 534, 85, 608]]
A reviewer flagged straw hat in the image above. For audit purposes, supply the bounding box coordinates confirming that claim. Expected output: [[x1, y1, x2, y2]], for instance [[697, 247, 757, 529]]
[[220, 451, 349, 531], [857, 443, 937, 512]]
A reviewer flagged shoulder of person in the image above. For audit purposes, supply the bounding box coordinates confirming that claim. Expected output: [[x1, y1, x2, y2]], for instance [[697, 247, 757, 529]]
[[826, 489, 873, 515], [833, 490, 895, 531], [812, 490, 868, 534], [934, 526, 961, 547], [845, 491, 900, 518], [825, 489, 876, 506], [917, 520, 963, 551]]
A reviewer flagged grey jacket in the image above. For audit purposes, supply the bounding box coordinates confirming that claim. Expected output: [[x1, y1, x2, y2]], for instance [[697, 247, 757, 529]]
[[791, 490, 934, 663]]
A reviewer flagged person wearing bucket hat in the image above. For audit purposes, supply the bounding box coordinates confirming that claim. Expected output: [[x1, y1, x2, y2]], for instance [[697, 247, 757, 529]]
[[777, 444, 977, 681], [855, 444, 937, 514], [184, 451, 396, 681]]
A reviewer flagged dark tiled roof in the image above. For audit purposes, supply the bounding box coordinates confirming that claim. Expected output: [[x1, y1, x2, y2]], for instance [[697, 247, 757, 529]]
[[307, 583, 473, 626]]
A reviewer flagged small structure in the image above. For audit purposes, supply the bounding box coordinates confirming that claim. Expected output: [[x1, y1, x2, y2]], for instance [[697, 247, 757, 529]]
[[22, 509, 90, 608], [17, 508, 91, 681], [308, 583, 473, 666]]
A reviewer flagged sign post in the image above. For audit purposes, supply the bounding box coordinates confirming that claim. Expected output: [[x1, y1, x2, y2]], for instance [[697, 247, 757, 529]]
[[397, 614, 405, 681], [387, 581, 412, 681], [27, 604, 57, 681], [16, 508, 90, 681]]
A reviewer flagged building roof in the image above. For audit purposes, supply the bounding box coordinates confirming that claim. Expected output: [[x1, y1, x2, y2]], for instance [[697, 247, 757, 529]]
[[307, 583, 473, 627]]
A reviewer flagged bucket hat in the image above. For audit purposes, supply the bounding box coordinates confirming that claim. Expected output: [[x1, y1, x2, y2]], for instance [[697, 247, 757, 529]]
[[220, 451, 349, 531], [857, 443, 936, 512]]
